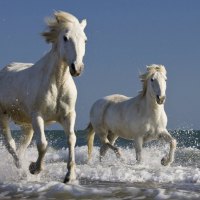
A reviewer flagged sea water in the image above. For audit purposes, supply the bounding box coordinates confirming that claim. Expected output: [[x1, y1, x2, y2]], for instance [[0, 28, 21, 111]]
[[0, 130, 200, 199]]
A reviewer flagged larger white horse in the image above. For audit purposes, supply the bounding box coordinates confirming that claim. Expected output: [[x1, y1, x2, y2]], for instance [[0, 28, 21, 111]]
[[87, 65, 176, 166], [0, 11, 87, 183]]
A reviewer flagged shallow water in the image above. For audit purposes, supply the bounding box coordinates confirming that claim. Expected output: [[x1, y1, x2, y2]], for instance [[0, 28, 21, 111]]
[[0, 130, 200, 199]]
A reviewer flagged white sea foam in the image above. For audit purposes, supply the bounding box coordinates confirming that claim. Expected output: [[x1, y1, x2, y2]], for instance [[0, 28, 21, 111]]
[[0, 145, 200, 199]]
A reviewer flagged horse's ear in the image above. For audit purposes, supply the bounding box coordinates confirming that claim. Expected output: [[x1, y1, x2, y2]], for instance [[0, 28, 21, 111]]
[[55, 15, 60, 23], [55, 13, 62, 24], [146, 65, 151, 71], [80, 19, 87, 30], [159, 65, 167, 75]]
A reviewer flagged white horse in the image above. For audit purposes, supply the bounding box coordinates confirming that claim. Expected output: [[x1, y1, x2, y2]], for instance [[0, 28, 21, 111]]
[[87, 65, 176, 166], [0, 11, 87, 183]]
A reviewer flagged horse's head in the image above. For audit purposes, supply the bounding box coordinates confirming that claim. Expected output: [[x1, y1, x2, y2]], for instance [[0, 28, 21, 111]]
[[148, 65, 167, 105], [140, 65, 167, 105], [42, 11, 87, 77]]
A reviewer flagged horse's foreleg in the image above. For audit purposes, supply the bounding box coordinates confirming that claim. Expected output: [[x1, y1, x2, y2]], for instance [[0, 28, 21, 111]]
[[0, 118, 20, 168], [18, 125, 33, 160], [159, 130, 176, 166], [135, 138, 143, 163], [61, 112, 76, 183], [29, 114, 47, 174]]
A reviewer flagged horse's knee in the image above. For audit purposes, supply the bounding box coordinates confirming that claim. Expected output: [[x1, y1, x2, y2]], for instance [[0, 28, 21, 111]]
[[171, 139, 177, 149], [37, 140, 48, 154], [68, 132, 76, 146], [67, 160, 76, 170], [7, 138, 16, 151]]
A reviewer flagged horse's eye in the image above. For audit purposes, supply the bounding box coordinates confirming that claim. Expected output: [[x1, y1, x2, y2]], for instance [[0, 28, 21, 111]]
[[151, 78, 154, 82], [63, 35, 68, 42]]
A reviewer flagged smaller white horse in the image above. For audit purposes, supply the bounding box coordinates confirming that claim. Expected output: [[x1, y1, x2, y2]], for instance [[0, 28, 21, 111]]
[[87, 65, 176, 166]]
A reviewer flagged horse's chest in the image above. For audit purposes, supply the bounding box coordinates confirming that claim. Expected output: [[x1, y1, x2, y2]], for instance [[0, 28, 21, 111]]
[[42, 87, 75, 117], [142, 122, 163, 141]]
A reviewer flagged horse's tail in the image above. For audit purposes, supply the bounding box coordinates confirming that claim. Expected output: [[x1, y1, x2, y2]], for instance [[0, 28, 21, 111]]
[[86, 122, 95, 160]]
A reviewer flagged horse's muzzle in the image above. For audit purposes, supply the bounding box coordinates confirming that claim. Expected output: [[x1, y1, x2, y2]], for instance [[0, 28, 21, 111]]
[[156, 95, 166, 105], [70, 63, 84, 77]]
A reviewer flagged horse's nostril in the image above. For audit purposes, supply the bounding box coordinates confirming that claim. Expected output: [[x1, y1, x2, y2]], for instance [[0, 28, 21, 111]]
[[156, 95, 166, 104], [71, 63, 76, 72]]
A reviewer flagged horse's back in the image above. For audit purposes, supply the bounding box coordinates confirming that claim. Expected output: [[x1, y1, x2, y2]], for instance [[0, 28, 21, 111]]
[[90, 94, 129, 130], [104, 94, 130, 103], [0, 62, 34, 88], [1, 62, 33, 73], [0, 62, 34, 96], [91, 94, 129, 114], [0, 63, 35, 122], [0, 62, 33, 81]]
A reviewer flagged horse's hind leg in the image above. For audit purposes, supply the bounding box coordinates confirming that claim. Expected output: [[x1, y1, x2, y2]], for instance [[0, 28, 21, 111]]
[[100, 132, 120, 161], [0, 115, 20, 168], [18, 125, 33, 160], [108, 133, 120, 156], [100, 143, 109, 161], [106, 143, 121, 158], [60, 112, 76, 183], [29, 113, 47, 174], [100, 143, 121, 161], [108, 132, 118, 145]]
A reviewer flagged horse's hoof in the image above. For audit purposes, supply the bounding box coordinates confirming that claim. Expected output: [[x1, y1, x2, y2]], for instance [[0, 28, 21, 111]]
[[99, 156, 103, 162], [116, 149, 122, 158], [63, 172, 76, 183], [63, 175, 70, 183], [161, 156, 170, 166], [15, 159, 22, 169], [29, 162, 41, 175], [136, 160, 143, 165]]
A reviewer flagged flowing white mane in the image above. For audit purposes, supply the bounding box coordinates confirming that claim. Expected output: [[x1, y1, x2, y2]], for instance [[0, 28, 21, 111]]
[[139, 64, 167, 97], [42, 11, 79, 43]]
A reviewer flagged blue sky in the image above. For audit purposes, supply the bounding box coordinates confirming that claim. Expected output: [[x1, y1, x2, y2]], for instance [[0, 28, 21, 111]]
[[0, 0, 200, 130]]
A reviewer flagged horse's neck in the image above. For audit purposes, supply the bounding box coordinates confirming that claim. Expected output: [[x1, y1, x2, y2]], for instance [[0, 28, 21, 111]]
[[141, 93, 164, 117], [37, 48, 71, 89]]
